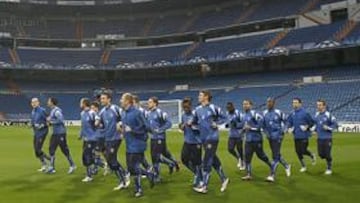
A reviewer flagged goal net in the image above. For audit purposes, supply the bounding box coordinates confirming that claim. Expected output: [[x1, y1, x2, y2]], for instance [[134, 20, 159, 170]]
[[140, 99, 182, 128]]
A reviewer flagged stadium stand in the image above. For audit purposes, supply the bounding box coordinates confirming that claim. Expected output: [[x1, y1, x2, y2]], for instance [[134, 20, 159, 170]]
[[0, 67, 359, 121]]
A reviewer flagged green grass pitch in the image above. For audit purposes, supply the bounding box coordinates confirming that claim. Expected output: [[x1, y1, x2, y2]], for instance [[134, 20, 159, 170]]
[[0, 126, 359, 203]]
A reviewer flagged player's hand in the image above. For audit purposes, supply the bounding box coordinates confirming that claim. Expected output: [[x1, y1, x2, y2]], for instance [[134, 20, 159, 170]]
[[178, 124, 185, 131], [287, 127, 294, 133], [124, 125, 132, 132], [116, 121, 123, 132], [300, 125, 308, 131], [244, 123, 251, 131], [186, 120, 193, 126], [322, 125, 332, 131], [211, 121, 217, 129], [153, 128, 161, 134]]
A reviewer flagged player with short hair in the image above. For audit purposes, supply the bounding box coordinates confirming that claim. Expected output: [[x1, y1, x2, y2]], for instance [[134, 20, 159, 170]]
[[225, 102, 245, 170], [241, 99, 272, 181], [287, 98, 316, 173], [30, 97, 50, 172], [262, 98, 291, 182], [192, 90, 229, 194], [120, 93, 155, 197], [97, 92, 129, 190], [313, 99, 338, 175], [179, 97, 203, 187], [147, 96, 179, 182], [90, 101, 108, 176], [46, 97, 76, 174], [133, 95, 152, 172], [79, 98, 97, 182]]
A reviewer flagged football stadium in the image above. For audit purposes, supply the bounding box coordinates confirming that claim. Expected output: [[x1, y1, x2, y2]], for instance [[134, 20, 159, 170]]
[[0, 0, 359, 202]]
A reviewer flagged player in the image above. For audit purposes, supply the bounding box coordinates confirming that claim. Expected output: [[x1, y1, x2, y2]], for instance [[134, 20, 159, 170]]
[[30, 97, 50, 172], [133, 95, 152, 172], [225, 102, 245, 170], [287, 98, 316, 173], [178, 97, 203, 187], [313, 99, 338, 175], [91, 101, 108, 176], [262, 98, 291, 182], [79, 98, 97, 182], [147, 96, 179, 182], [241, 99, 272, 181], [192, 90, 229, 194], [96, 92, 129, 190], [120, 93, 155, 197], [46, 97, 76, 174]]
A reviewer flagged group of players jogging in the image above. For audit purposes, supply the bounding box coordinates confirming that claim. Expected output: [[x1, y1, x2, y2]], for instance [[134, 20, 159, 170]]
[[29, 90, 338, 197]]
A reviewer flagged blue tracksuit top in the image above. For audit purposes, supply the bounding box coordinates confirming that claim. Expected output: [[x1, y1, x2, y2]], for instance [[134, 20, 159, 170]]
[[242, 109, 263, 142], [80, 109, 97, 141], [122, 105, 150, 153], [262, 108, 286, 140], [49, 106, 66, 135], [226, 109, 244, 139], [313, 111, 338, 140], [147, 107, 172, 140], [193, 103, 227, 142], [98, 104, 122, 141], [31, 106, 48, 137], [287, 107, 314, 139], [181, 110, 202, 144]]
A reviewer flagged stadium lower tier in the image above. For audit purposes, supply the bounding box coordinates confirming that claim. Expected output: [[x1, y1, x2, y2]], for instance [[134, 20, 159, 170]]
[[0, 80, 359, 122]]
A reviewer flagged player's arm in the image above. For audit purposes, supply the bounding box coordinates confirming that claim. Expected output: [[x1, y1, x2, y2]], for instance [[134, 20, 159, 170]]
[[324, 114, 338, 131], [156, 112, 172, 133], [49, 110, 64, 124], [249, 112, 263, 131], [215, 106, 227, 125], [131, 112, 150, 135]]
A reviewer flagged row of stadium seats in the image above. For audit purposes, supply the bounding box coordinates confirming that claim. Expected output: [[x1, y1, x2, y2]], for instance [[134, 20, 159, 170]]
[[0, 0, 343, 39], [0, 67, 359, 121], [1, 81, 358, 122], [0, 21, 356, 67]]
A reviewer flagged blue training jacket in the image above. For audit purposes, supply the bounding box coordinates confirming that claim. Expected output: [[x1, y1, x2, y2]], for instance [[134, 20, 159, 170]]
[[31, 106, 48, 137]]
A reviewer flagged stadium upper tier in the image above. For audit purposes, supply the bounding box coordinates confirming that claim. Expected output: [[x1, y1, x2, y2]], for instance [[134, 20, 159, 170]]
[[0, 66, 359, 122], [0, 0, 343, 39], [1, 19, 359, 69]]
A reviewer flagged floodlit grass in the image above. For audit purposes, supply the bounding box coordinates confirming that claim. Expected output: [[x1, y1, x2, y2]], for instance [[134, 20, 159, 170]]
[[0, 126, 359, 203]]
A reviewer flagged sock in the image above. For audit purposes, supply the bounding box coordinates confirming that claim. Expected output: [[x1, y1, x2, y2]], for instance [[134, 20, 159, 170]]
[[246, 163, 252, 176], [50, 156, 55, 169], [134, 175, 141, 192]]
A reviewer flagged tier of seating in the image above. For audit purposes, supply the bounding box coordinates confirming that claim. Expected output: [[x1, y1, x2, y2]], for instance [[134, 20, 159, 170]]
[[0, 0, 344, 39], [0, 67, 359, 122]]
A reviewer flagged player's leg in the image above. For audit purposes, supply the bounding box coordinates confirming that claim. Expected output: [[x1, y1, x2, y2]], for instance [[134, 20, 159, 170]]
[[235, 138, 245, 170], [33, 136, 47, 171], [212, 150, 229, 192], [150, 139, 162, 181], [324, 139, 333, 174], [243, 142, 255, 180], [82, 141, 96, 182], [162, 140, 180, 172], [48, 134, 59, 173], [302, 138, 315, 162], [58, 133, 76, 173], [181, 143, 195, 173], [191, 144, 203, 187], [295, 139, 306, 170], [227, 138, 239, 162], [105, 140, 127, 190], [254, 141, 271, 167]]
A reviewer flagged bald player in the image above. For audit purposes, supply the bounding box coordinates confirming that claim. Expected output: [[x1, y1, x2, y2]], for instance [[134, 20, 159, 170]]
[[30, 97, 50, 172]]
